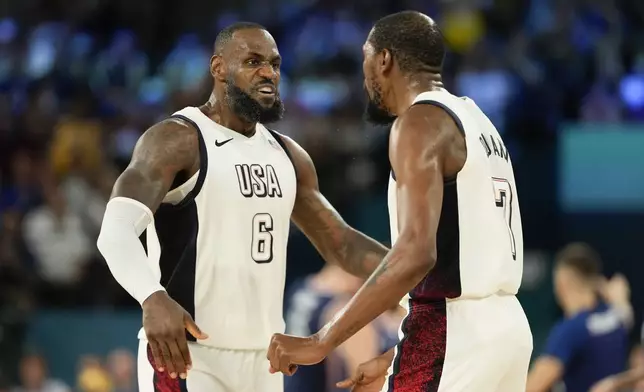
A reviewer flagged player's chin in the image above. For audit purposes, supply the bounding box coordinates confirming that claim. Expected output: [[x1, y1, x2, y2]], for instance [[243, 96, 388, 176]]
[[255, 93, 277, 106]]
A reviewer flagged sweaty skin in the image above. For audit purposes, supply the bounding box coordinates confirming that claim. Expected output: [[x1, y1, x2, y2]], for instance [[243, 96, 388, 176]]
[[266, 102, 466, 373], [108, 27, 389, 380]]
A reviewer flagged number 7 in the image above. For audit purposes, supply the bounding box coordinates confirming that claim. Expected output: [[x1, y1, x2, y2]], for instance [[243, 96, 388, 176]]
[[492, 177, 516, 260]]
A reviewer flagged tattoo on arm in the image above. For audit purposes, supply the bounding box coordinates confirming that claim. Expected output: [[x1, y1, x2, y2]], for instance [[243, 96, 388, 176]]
[[277, 131, 388, 278], [111, 118, 199, 212], [292, 190, 388, 278]]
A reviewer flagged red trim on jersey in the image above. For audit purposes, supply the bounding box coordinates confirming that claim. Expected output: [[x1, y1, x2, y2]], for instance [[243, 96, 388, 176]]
[[146, 344, 189, 392], [388, 300, 447, 392]]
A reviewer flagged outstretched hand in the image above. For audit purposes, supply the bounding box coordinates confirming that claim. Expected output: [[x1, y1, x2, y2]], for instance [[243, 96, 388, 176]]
[[266, 333, 329, 375]]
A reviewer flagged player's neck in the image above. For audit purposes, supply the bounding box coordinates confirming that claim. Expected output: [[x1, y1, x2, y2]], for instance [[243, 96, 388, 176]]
[[203, 93, 257, 137], [391, 73, 444, 115], [563, 290, 597, 317]]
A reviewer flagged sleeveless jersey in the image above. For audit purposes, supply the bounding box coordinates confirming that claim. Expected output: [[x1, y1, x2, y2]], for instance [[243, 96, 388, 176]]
[[138, 106, 297, 350], [388, 90, 523, 306]]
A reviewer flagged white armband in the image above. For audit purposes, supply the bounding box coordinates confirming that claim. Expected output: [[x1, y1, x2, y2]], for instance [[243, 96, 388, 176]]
[[97, 197, 166, 305]]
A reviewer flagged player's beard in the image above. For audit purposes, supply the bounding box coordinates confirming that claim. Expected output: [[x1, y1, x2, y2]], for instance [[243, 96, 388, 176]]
[[363, 80, 396, 125], [225, 78, 285, 124]]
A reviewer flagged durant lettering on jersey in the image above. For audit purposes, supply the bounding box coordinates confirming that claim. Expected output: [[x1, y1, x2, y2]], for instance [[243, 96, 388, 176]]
[[235, 164, 283, 198], [479, 133, 509, 162]]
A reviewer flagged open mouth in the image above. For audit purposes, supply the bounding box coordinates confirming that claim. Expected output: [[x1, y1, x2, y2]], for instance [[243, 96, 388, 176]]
[[257, 85, 276, 96]]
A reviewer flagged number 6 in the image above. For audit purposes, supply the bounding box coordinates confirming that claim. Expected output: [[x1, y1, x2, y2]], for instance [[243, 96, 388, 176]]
[[251, 213, 274, 263]]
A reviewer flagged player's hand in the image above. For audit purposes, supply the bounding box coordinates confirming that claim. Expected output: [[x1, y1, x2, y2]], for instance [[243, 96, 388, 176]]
[[143, 291, 208, 380], [336, 354, 390, 391], [599, 274, 631, 305], [267, 333, 328, 375]]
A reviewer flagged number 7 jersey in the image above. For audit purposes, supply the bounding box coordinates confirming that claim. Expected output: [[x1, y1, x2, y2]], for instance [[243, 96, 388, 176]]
[[138, 106, 297, 350], [388, 90, 524, 303]]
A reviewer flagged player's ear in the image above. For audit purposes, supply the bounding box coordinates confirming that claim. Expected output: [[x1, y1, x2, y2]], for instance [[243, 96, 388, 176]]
[[379, 49, 394, 74], [210, 55, 226, 82]]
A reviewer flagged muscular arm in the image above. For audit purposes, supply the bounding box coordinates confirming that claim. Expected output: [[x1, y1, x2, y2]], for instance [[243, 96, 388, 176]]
[[111, 117, 199, 209], [316, 105, 459, 350], [97, 118, 199, 304], [279, 135, 388, 279]]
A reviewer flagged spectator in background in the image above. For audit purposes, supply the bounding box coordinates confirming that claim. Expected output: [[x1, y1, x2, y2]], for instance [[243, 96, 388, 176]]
[[21, 182, 92, 306], [105, 349, 136, 392], [76, 356, 111, 392], [11, 353, 70, 392], [526, 243, 632, 392]]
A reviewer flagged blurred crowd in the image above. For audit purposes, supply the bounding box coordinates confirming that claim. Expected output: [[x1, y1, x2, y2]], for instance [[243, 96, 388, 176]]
[[1, 0, 644, 390], [2, 349, 136, 392]]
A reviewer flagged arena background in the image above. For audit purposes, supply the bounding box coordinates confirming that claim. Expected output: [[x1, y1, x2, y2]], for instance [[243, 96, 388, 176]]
[[1, 0, 644, 389]]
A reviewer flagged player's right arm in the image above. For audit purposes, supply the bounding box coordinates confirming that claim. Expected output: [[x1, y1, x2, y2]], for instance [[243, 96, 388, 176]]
[[97, 118, 206, 379]]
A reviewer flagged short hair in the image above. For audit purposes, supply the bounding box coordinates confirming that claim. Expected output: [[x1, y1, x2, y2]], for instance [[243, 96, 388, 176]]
[[214, 21, 267, 55], [369, 11, 445, 73], [555, 242, 602, 280]]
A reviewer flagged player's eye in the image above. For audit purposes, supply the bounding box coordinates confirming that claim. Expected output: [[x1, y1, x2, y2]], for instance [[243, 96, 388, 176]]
[[246, 59, 261, 66]]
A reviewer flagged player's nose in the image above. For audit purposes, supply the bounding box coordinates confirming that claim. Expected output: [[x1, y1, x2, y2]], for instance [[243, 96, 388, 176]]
[[256, 64, 278, 81]]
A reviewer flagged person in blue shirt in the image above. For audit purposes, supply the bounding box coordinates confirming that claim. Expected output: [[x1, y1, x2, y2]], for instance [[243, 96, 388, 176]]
[[527, 243, 633, 392], [283, 265, 402, 392]]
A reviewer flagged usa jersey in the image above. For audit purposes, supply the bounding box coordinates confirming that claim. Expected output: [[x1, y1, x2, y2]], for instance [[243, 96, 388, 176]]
[[388, 90, 523, 305], [139, 106, 297, 350]]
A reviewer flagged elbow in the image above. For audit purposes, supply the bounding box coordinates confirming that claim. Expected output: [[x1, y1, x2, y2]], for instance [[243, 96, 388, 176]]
[[403, 241, 436, 280]]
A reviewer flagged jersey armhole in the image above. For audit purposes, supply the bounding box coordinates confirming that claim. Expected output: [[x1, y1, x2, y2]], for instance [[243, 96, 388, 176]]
[[163, 114, 209, 209], [265, 128, 298, 181], [390, 100, 465, 183]]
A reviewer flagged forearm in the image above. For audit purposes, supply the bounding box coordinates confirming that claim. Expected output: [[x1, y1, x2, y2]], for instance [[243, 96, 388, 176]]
[[318, 245, 430, 349], [97, 197, 165, 304], [333, 228, 389, 279]]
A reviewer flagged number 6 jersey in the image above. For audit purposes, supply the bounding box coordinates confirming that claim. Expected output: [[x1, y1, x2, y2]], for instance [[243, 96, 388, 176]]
[[138, 106, 297, 350], [388, 90, 524, 305]]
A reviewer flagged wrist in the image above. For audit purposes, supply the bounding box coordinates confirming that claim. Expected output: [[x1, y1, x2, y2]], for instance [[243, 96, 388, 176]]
[[313, 328, 335, 355], [140, 288, 167, 308]]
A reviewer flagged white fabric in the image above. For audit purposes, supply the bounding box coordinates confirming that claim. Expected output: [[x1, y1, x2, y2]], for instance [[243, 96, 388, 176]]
[[23, 206, 92, 284], [388, 89, 524, 304], [136, 107, 297, 350], [381, 295, 532, 392], [137, 339, 283, 392], [97, 197, 165, 305]]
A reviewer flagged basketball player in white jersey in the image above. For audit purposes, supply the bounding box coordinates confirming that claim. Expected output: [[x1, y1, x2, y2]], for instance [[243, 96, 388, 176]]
[[267, 11, 533, 392], [96, 22, 389, 392]]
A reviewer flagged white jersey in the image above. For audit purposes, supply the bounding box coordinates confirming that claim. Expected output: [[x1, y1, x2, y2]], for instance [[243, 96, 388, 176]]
[[388, 90, 523, 304], [138, 106, 297, 350]]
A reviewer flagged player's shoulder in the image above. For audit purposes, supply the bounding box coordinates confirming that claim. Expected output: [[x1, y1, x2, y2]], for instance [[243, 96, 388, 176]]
[[554, 314, 591, 337], [132, 116, 200, 164]]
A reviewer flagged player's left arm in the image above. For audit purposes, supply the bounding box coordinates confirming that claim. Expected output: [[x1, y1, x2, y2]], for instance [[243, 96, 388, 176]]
[[526, 357, 564, 392], [526, 321, 584, 392], [314, 104, 457, 351], [278, 134, 389, 279]]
